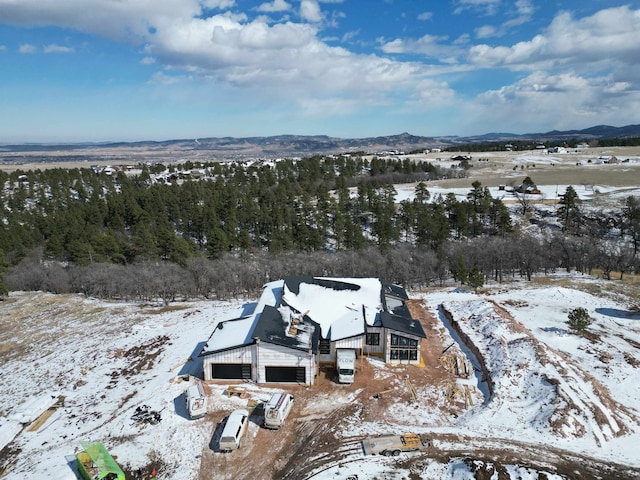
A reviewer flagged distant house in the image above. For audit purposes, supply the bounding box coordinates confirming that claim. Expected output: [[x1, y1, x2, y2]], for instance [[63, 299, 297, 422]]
[[200, 276, 426, 385]]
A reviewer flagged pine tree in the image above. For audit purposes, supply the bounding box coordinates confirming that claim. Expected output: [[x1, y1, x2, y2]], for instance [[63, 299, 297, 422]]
[[566, 307, 592, 331]]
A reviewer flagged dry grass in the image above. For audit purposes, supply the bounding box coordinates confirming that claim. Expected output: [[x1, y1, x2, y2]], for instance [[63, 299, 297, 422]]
[[531, 271, 640, 305]]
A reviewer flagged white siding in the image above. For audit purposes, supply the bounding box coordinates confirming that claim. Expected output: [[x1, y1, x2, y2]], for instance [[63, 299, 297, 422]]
[[202, 345, 254, 381], [334, 336, 363, 350], [255, 342, 316, 385]]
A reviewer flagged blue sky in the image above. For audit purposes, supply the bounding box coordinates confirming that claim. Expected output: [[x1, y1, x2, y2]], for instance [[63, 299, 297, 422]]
[[1, 0, 639, 142]]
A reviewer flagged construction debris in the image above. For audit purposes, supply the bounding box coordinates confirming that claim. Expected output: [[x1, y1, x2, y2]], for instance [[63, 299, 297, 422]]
[[405, 379, 418, 402], [131, 405, 161, 427], [439, 350, 472, 378], [225, 386, 249, 398]]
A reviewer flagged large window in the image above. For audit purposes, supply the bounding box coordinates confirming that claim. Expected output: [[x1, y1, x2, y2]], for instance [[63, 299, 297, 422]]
[[366, 332, 380, 346], [390, 334, 418, 361], [319, 338, 331, 355]]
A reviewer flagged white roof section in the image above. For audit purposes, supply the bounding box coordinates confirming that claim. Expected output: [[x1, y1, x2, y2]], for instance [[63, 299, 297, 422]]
[[283, 277, 382, 338], [329, 308, 365, 341], [205, 279, 284, 352]]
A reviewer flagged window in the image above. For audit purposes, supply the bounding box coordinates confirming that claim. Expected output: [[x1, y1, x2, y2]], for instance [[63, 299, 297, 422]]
[[390, 334, 419, 361], [319, 338, 331, 355], [366, 332, 380, 346]]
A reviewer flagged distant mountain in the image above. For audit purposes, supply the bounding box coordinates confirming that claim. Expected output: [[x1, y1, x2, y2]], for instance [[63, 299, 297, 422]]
[[3, 124, 640, 162]]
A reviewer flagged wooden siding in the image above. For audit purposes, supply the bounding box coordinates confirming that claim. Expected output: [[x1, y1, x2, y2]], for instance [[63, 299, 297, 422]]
[[255, 342, 316, 385]]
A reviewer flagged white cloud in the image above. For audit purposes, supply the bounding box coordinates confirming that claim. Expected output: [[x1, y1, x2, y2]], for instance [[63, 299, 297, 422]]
[[468, 6, 640, 71], [466, 70, 638, 133], [453, 0, 500, 16], [200, 0, 235, 8], [0, 45, 7, 52], [256, 0, 290, 13], [19, 44, 37, 54], [300, 0, 322, 23], [43, 44, 74, 53], [417, 12, 433, 21], [140, 56, 156, 65], [475, 25, 496, 39], [380, 34, 462, 64]]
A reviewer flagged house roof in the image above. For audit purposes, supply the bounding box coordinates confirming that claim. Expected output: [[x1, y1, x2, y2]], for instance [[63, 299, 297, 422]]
[[282, 276, 383, 338], [201, 276, 422, 357], [252, 305, 320, 353], [379, 311, 426, 338], [199, 279, 284, 356]]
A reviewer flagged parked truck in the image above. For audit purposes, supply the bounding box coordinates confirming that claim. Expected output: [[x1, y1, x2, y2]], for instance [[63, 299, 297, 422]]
[[361, 433, 431, 456], [337, 348, 356, 384]]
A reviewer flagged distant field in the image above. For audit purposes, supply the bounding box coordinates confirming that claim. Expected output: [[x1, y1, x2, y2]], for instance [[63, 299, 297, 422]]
[[2, 146, 640, 194], [425, 146, 640, 189]]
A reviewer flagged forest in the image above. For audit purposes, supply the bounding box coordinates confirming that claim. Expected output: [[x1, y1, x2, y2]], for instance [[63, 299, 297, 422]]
[[1, 154, 639, 301]]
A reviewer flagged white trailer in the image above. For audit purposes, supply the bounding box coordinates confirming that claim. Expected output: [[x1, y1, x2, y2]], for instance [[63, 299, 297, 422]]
[[263, 392, 294, 429], [337, 348, 356, 384], [185, 382, 207, 419], [362, 433, 431, 456]]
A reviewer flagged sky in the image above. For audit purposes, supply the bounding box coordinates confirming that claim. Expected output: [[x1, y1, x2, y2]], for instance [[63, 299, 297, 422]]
[[1, 1, 639, 142]]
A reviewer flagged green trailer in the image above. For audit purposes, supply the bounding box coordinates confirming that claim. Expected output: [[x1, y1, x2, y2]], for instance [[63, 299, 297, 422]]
[[76, 441, 126, 480]]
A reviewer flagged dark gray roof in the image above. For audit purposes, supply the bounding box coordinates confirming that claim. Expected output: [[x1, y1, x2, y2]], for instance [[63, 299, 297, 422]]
[[381, 281, 409, 300], [252, 305, 321, 354], [379, 311, 426, 338]]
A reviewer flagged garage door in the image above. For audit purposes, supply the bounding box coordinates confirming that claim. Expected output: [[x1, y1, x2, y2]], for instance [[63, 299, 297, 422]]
[[211, 363, 251, 380], [265, 366, 306, 383]]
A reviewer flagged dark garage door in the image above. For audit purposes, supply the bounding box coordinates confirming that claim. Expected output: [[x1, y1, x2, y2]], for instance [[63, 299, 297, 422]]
[[211, 363, 251, 380], [265, 366, 306, 383]]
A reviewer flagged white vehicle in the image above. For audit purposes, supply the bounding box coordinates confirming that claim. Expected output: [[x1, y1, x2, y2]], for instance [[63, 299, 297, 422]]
[[219, 409, 250, 452], [337, 348, 356, 384], [185, 382, 207, 419], [263, 392, 294, 429]]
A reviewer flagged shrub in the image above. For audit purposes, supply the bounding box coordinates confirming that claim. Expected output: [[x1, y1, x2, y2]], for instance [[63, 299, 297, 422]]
[[566, 307, 592, 331]]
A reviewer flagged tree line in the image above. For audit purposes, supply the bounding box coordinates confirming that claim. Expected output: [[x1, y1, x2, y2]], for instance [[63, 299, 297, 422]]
[[1, 154, 639, 300]]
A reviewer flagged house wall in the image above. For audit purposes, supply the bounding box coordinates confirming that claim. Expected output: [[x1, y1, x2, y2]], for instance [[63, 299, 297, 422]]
[[318, 342, 334, 364], [334, 336, 363, 350], [255, 342, 316, 385], [202, 345, 254, 381], [364, 326, 385, 357], [384, 330, 422, 365]]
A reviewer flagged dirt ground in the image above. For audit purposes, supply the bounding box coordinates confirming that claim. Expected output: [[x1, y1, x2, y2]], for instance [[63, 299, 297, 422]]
[[193, 298, 640, 480], [195, 299, 475, 480]]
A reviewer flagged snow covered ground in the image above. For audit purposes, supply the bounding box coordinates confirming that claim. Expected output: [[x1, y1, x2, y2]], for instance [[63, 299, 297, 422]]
[[1, 274, 639, 479]]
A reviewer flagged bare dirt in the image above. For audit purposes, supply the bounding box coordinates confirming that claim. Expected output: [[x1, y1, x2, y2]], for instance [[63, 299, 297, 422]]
[[194, 299, 640, 480]]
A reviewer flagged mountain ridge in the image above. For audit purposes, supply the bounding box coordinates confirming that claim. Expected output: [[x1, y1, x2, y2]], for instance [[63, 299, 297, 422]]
[[2, 124, 640, 161]]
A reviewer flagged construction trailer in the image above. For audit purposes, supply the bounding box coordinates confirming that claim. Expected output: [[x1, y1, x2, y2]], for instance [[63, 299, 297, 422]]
[[361, 433, 431, 456]]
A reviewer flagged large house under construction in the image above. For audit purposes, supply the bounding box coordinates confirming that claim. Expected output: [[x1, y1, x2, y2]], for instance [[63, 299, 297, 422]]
[[199, 276, 425, 385]]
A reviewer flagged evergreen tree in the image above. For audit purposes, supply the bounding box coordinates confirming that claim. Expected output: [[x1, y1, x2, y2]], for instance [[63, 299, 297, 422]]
[[567, 307, 592, 331], [558, 186, 582, 234]]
